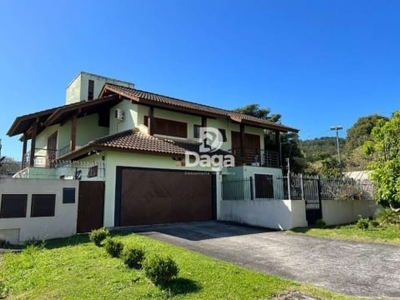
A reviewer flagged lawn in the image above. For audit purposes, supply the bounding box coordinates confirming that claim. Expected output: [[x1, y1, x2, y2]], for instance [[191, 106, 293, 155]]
[[290, 224, 400, 245], [0, 233, 358, 300]]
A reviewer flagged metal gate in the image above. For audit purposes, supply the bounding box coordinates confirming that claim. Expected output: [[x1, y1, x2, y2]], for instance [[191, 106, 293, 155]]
[[284, 175, 322, 225], [302, 177, 322, 225]]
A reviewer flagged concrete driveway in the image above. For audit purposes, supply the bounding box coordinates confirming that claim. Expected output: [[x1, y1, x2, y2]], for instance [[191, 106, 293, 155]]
[[131, 221, 400, 298]]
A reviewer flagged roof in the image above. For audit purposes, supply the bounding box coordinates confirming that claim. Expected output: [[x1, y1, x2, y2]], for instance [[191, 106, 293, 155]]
[[8, 82, 298, 138], [101, 84, 299, 133], [7, 95, 121, 137], [58, 128, 230, 160]]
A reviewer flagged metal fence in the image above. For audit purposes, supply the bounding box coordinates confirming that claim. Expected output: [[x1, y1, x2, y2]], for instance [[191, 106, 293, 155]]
[[12, 160, 106, 180], [283, 174, 374, 201], [222, 174, 374, 201]]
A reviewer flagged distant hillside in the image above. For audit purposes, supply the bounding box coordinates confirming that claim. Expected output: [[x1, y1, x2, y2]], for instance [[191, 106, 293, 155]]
[[299, 136, 345, 163]]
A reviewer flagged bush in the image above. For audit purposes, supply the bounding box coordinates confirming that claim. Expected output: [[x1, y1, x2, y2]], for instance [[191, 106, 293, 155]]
[[104, 238, 124, 258], [122, 247, 145, 269], [375, 208, 400, 226], [143, 255, 179, 285], [356, 216, 370, 230], [89, 227, 110, 247], [0, 280, 9, 299], [314, 219, 326, 228]]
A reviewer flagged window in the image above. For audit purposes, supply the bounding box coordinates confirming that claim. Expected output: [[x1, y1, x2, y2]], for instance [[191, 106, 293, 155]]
[[31, 194, 56, 217], [194, 125, 201, 138], [218, 129, 227, 142], [0, 194, 27, 218], [88, 79, 95, 100], [254, 174, 274, 198], [63, 188, 76, 204], [88, 165, 98, 178], [143, 116, 187, 138]]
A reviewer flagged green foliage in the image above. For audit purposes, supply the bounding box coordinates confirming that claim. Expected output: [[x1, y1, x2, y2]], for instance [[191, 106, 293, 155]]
[[300, 137, 345, 163], [89, 227, 110, 247], [356, 217, 370, 230], [375, 208, 400, 226], [345, 114, 388, 154], [232, 103, 281, 122], [320, 157, 342, 178], [104, 238, 124, 258], [314, 219, 326, 228], [0, 280, 9, 299], [143, 255, 179, 285], [122, 247, 145, 269], [365, 111, 400, 208]]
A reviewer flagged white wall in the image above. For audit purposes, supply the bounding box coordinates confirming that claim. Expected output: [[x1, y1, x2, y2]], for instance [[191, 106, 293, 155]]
[[219, 199, 307, 230], [0, 178, 79, 244], [321, 200, 378, 226], [109, 101, 139, 135]]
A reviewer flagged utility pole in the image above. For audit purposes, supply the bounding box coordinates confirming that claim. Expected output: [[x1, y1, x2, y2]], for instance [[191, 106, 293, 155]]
[[330, 125, 343, 174]]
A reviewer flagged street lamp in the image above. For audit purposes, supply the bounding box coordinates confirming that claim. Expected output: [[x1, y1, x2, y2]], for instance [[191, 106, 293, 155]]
[[330, 126, 343, 173]]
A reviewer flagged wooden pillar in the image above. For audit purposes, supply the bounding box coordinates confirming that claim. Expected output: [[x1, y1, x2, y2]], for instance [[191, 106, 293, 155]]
[[70, 112, 77, 151], [148, 106, 154, 135], [240, 123, 245, 157], [29, 121, 38, 167], [21, 133, 27, 169], [275, 130, 281, 166]]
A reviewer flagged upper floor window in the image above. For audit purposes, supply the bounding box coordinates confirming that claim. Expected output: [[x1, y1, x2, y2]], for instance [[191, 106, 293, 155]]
[[144, 116, 187, 138], [88, 80, 95, 100], [193, 125, 201, 138]]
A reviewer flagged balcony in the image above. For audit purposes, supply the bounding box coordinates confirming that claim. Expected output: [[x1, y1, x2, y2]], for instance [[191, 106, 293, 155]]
[[231, 148, 280, 168]]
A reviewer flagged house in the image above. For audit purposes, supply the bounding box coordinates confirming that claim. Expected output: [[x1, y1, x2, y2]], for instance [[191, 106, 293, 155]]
[[6, 71, 299, 232]]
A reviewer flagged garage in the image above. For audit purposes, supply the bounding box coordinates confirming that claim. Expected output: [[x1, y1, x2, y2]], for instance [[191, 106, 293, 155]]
[[115, 167, 216, 226]]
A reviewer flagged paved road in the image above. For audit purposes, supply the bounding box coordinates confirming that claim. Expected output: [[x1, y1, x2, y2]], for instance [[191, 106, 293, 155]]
[[129, 221, 400, 298]]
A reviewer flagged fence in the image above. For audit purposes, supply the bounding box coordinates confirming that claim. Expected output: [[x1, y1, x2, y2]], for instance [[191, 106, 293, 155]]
[[284, 174, 374, 201], [13, 161, 106, 180]]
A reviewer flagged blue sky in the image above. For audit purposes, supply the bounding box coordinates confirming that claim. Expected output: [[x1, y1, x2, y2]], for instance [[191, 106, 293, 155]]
[[1, 0, 399, 159]]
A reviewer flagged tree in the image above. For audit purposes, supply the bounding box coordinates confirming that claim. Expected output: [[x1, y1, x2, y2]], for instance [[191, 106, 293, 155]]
[[364, 111, 400, 209], [0, 157, 20, 176], [233, 104, 307, 174], [233, 104, 281, 122], [345, 114, 388, 154]]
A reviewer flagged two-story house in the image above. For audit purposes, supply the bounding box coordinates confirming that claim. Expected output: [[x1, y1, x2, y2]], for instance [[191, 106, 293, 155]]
[[7, 72, 298, 231]]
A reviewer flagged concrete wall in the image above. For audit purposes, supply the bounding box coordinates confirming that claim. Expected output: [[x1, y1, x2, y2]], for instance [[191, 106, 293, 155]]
[[219, 199, 307, 230], [0, 178, 79, 244], [321, 200, 378, 226]]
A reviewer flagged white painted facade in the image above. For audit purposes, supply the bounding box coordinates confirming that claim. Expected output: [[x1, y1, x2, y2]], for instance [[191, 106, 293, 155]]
[[219, 199, 307, 230], [321, 199, 379, 226], [65, 71, 134, 104], [0, 178, 79, 244]]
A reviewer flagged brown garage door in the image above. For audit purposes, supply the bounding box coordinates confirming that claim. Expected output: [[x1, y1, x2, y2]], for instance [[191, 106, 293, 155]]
[[115, 168, 215, 226]]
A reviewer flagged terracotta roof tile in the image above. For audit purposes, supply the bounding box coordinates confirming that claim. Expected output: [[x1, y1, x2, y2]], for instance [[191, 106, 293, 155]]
[[102, 84, 299, 133]]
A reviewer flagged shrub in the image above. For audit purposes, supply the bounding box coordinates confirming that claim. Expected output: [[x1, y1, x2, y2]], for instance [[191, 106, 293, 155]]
[[143, 255, 179, 285], [0, 280, 9, 299], [375, 208, 400, 226], [89, 227, 110, 247], [122, 247, 145, 269], [356, 216, 370, 230], [314, 219, 326, 228], [104, 238, 124, 258]]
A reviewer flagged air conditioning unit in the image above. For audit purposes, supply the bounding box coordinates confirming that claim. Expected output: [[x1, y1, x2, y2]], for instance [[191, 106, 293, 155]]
[[114, 109, 125, 121]]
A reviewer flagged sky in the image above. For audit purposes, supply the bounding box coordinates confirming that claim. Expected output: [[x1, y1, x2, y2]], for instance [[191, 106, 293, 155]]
[[0, 0, 399, 159]]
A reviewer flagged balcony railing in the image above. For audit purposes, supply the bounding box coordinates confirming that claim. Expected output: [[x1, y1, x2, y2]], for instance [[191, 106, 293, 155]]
[[231, 148, 280, 168]]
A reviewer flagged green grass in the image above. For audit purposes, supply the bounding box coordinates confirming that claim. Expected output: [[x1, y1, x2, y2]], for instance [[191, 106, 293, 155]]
[[290, 224, 400, 245], [0, 233, 359, 300]]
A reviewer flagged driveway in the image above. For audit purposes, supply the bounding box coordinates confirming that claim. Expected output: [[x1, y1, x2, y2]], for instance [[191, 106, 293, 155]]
[[130, 221, 400, 298]]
